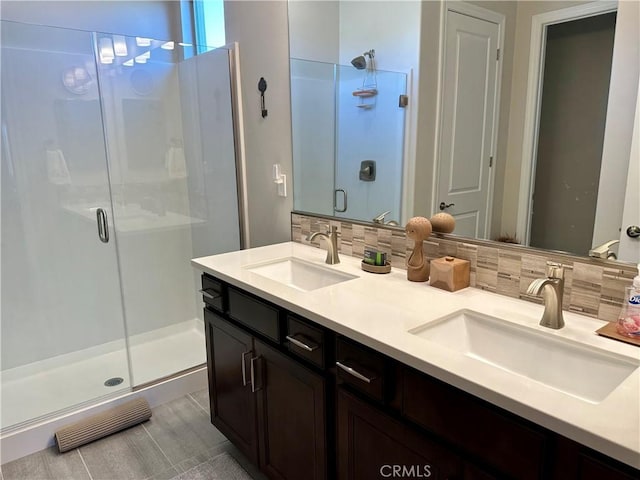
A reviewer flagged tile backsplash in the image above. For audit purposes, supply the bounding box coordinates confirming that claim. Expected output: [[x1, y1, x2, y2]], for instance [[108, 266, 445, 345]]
[[292, 213, 636, 322]]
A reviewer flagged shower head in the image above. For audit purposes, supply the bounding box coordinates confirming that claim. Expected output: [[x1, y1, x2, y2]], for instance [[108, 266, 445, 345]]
[[350, 49, 375, 70], [351, 55, 367, 70]]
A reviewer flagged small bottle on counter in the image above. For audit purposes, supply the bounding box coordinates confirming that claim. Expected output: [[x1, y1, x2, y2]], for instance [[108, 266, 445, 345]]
[[617, 264, 640, 338]]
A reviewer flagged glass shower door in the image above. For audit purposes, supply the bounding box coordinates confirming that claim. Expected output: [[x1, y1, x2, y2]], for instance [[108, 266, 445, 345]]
[[335, 65, 407, 224], [1, 22, 131, 431], [94, 35, 241, 386], [290, 58, 407, 224]]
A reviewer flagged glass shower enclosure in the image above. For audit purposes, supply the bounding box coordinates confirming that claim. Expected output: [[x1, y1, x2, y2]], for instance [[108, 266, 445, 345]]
[[1, 21, 241, 432], [290, 58, 407, 225]]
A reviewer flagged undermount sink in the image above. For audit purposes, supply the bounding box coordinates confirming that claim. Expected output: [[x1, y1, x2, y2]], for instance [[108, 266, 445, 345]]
[[409, 309, 639, 403], [245, 257, 358, 292]]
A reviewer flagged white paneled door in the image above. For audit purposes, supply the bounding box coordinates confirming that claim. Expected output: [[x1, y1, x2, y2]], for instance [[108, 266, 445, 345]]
[[437, 10, 500, 239]]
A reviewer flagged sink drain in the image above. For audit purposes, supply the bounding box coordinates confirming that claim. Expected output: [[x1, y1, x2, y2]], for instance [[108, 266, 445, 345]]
[[104, 377, 124, 387]]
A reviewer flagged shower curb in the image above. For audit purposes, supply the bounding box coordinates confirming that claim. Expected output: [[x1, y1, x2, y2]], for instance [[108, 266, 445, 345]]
[[0, 367, 207, 464]]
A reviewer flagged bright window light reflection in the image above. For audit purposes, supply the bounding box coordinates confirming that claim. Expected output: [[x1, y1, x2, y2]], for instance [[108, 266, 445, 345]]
[[113, 35, 128, 56], [98, 37, 114, 64], [136, 37, 152, 47]]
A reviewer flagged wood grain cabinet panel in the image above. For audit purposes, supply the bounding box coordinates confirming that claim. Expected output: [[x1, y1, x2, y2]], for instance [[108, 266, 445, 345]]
[[254, 339, 327, 480], [205, 310, 258, 464], [401, 367, 547, 480], [337, 387, 462, 480]]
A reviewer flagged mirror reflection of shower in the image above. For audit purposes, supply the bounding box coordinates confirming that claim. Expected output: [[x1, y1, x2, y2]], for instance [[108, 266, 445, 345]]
[[351, 49, 378, 107]]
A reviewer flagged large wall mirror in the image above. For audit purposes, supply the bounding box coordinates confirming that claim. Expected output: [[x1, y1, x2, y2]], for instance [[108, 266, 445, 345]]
[[288, 0, 640, 264]]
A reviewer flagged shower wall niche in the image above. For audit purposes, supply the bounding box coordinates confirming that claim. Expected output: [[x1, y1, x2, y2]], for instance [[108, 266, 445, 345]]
[[0, 21, 241, 432]]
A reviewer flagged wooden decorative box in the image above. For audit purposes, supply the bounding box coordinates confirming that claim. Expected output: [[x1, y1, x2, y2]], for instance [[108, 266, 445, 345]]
[[430, 256, 470, 292]]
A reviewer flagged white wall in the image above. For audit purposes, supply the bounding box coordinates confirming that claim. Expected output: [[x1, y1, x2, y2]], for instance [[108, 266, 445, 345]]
[[593, 0, 640, 248], [224, 0, 294, 247], [412, 0, 443, 220], [288, 0, 339, 63]]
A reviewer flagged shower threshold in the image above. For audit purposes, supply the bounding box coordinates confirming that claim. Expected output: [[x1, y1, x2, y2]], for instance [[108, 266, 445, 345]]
[[1, 319, 205, 432]]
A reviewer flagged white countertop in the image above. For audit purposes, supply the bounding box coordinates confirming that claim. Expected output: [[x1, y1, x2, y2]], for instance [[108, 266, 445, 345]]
[[192, 242, 640, 469]]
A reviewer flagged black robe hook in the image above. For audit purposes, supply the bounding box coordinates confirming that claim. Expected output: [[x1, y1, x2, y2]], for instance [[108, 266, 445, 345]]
[[258, 77, 268, 118]]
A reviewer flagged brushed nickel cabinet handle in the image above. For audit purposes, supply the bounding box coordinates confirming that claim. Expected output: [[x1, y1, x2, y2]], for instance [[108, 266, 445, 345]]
[[241, 351, 252, 386], [336, 361, 375, 384], [286, 334, 318, 352], [250, 356, 262, 393], [199, 288, 221, 300]]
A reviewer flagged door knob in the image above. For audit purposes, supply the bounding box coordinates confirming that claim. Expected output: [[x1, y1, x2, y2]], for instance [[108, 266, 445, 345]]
[[439, 202, 455, 211], [627, 225, 640, 238]]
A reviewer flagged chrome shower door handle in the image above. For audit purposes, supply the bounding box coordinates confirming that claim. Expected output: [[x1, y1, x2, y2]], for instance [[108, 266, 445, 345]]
[[334, 189, 347, 213], [96, 208, 109, 243]]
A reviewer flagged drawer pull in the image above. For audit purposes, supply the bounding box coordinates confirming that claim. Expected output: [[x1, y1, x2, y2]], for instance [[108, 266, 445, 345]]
[[199, 288, 221, 300], [336, 361, 375, 384], [286, 334, 319, 352]]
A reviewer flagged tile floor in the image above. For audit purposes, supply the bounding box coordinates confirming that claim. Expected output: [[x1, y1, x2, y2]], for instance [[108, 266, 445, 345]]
[[0, 389, 266, 480]]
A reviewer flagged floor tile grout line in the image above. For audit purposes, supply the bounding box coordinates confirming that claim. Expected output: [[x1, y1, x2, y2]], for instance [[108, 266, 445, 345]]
[[141, 422, 174, 468], [187, 393, 209, 416], [76, 448, 94, 480]]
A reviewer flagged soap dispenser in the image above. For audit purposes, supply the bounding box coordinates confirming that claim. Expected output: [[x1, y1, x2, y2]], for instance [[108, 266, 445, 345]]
[[616, 264, 640, 338]]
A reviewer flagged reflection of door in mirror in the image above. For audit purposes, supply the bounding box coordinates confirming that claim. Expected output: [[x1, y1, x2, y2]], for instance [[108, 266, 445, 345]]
[[529, 12, 616, 255], [618, 75, 640, 262], [436, 6, 501, 239]]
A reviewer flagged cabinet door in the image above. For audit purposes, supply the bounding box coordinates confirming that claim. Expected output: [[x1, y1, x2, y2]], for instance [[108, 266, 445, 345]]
[[337, 388, 462, 480], [254, 338, 327, 480], [205, 311, 258, 463]]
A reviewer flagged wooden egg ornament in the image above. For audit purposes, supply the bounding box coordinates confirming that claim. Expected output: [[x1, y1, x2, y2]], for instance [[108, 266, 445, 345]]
[[405, 216, 432, 282], [430, 212, 455, 234]]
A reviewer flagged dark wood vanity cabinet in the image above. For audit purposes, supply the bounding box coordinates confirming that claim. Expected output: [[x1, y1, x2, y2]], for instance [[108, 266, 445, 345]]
[[254, 338, 326, 480], [337, 387, 463, 479], [201, 273, 639, 480], [203, 281, 327, 480], [205, 310, 258, 463]]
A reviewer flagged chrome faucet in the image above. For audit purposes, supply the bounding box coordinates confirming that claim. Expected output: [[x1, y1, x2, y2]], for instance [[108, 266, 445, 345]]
[[373, 211, 398, 226], [373, 211, 391, 224], [589, 239, 619, 260], [526, 262, 565, 329], [307, 226, 340, 265]]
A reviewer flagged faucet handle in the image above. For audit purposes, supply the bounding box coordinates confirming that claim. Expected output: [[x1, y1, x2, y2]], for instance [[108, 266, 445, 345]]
[[546, 262, 564, 280]]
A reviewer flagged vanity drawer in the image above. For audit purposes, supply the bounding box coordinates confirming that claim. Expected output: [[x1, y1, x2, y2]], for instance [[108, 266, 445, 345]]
[[401, 367, 546, 480], [286, 315, 325, 368], [228, 287, 280, 343], [201, 274, 225, 312], [336, 337, 387, 402]]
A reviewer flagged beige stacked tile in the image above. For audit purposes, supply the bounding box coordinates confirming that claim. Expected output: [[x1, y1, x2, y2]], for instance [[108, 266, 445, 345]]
[[292, 213, 636, 322]]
